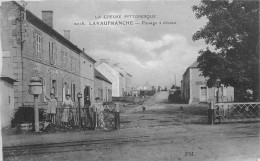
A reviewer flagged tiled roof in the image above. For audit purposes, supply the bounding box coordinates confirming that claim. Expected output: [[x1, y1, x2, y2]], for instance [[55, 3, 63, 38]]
[[94, 69, 112, 84]]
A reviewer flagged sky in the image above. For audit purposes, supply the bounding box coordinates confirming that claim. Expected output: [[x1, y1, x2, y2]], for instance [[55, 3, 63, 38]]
[[23, 0, 208, 88]]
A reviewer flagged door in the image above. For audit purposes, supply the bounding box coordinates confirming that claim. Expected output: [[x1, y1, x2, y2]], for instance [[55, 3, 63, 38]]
[[200, 86, 207, 102], [84, 86, 90, 105]]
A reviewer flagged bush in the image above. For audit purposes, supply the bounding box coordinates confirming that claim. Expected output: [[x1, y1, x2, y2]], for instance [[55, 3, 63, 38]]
[[168, 90, 183, 103], [11, 106, 45, 126]]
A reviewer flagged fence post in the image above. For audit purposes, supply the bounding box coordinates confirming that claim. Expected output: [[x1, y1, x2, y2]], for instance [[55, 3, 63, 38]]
[[94, 109, 97, 130], [78, 99, 81, 128], [115, 103, 120, 130], [208, 101, 214, 125], [34, 95, 40, 132]]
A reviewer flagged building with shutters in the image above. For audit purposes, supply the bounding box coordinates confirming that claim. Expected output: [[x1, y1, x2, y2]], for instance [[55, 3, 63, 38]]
[[1, 1, 96, 110], [94, 69, 112, 102], [181, 61, 234, 104]]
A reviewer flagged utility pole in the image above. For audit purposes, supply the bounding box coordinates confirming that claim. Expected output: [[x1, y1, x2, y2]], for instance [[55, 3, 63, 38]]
[[174, 74, 176, 87]]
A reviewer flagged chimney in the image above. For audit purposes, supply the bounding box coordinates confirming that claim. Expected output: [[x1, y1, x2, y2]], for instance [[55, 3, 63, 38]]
[[42, 11, 53, 28], [100, 59, 109, 64], [113, 63, 119, 67], [64, 30, 70, 41], [83, 48, 85, 52]]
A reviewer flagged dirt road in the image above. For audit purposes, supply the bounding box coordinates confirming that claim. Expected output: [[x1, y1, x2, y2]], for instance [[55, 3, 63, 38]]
[[3, 92, 260, 161]]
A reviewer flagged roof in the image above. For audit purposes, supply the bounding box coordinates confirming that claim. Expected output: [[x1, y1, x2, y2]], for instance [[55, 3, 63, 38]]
[[113, 67, 125, 77], [189, 61, 199, 68], [12, 1, 96, 63], [183, 60, 199, 77], [127, 73, 132, 77], [94, 69, 112, 84], [0, 75, 18, 83], [113, 66, 132, 77]]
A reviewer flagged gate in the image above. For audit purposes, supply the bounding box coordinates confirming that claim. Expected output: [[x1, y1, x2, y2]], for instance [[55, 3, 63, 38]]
[[40, 102, 120, 130], [211, 102, 260, 123]]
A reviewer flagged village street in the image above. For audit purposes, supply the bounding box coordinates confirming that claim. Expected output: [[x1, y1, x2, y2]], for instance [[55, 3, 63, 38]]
[[3, 92, 260, 161]]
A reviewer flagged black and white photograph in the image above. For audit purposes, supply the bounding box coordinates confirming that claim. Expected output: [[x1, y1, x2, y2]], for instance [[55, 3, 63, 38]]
[[0, 0, 259, 160]]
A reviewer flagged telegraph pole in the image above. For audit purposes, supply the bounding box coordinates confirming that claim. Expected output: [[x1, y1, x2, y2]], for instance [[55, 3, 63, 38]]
[[174, 74, 176, 87]]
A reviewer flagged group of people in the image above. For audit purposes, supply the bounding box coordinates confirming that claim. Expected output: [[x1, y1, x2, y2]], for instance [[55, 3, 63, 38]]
[[44, 93, 108, 130]]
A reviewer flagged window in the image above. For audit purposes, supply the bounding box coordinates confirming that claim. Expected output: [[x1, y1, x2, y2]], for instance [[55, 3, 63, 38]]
[[36, 34, 42, 60], [71, 84, 75, 102], [61, 50, 67, 68], [72, 57, 76, 72], [49, 42, 56, 65], [64, 51, 68, 68], [71, 56, 74, 71], [63, 82, 70, 101], [42, 78, 46, 102], [51, 80, 57, 97]]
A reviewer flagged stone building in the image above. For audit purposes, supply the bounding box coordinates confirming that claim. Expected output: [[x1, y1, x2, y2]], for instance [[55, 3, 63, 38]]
[[96, 62, 124, 97], [113, 66, 132, 95], [1, 1, 95, 110], [181, 61, 234, 104], [94, 69, 112, 102], [0, 75, 17, 128]]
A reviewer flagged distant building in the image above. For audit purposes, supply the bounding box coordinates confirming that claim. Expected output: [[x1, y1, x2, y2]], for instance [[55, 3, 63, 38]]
[[94, 69, 112, 102], [113, 66, 132, 95], [130, 89, 140, 97], [96, 62, 124, 97], [181, 61, 234, 104], [144, 81, 152, 91], [136, 85, 143, 90]]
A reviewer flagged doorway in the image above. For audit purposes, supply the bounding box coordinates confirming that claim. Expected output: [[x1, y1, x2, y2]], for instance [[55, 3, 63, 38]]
[[84, 86, 90, 105], [200, 86, 208, 102]]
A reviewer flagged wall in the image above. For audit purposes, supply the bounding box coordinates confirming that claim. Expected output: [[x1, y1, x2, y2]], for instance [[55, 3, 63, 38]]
[[189, 68, 206, 103], [21, 19, 81, 106], [126, 75, 132, 94], [94, 78, 112, 102], [0, 81, 15, 128], [1, 2, 85, 108], [189, 68, 235, 104], [182, 68, 190, 103], [96, 63, 121, 97], [1, 2, 22, 107], [94, 78, 102, 100], [102, 80, 112, 102], [80, 54, 95, 106]]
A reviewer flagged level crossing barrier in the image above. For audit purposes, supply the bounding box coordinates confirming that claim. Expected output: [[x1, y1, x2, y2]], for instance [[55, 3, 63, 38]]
[[208, 102, 260, 124]]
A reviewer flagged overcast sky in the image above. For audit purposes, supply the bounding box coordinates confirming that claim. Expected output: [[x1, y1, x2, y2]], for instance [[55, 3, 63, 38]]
[[24, 0, 208, 88]]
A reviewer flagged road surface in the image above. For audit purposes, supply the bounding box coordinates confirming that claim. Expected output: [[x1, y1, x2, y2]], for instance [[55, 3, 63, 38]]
[[3, 92, 260, 161]]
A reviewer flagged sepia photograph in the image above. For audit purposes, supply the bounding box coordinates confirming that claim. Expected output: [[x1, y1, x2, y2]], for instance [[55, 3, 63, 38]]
[[0, 0, 259, 160]]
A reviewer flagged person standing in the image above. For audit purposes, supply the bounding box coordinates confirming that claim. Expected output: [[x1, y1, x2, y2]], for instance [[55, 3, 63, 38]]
[[90, 97, 107, 130], [61, 94, 73, 127], [45, 93, 57, 124]]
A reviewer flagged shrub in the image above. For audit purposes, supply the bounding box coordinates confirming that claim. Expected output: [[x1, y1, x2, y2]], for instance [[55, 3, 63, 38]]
[[11, 106, 45, 126], [168, 90, 183, 103]]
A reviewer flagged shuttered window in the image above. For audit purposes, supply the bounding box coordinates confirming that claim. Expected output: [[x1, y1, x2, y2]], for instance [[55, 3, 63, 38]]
[[43, 78, 46, 102], [36, 34, 42, 60], [49, 42, 57, 65]]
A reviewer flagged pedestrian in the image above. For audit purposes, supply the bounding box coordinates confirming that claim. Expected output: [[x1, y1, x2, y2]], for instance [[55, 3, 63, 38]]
[[45, 93, 57, 124], [90, 97, 107, 130], [61, 94, 74, 127]]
